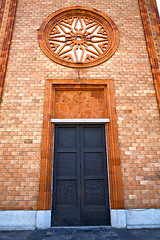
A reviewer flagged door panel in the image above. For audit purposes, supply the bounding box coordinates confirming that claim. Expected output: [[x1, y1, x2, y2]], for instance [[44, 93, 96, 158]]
[[57, 153, 77, 177], [84, 152, 105, 176], [81, 125, 110, 226], [52, 125, 110, 226], [52, 126, 80, 226], [57, 127, 77, 148], [83, 126, 103, 148]]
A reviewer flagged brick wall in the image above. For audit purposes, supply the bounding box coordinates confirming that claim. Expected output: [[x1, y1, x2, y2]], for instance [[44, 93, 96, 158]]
[[0, 0, 160, 210]]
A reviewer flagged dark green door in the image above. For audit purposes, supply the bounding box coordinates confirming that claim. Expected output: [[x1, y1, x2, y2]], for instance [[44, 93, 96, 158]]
[[52, 125, 110, 226]]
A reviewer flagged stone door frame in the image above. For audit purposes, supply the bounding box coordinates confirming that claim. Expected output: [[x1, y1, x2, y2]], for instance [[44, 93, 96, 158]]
[[37, 79, 124, 211]]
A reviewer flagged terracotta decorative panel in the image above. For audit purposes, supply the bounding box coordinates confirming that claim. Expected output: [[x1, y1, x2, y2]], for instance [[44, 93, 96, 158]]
[[138, 0, 160, 113], [38, 6, 119, 68], [55, 90, 105, 118], [0, 0, 18, 102], [149, 0, 160, 48]]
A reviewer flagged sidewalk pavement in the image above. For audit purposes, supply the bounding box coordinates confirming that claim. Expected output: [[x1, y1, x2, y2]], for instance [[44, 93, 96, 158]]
[[0, 226, 160, 240]]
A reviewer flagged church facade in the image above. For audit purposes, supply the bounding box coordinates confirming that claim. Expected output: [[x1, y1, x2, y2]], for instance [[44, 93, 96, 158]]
[[0, 0, 160, 229]]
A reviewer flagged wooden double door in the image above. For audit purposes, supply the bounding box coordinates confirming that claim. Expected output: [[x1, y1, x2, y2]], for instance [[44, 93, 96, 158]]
[[52, 124, 110, 226]]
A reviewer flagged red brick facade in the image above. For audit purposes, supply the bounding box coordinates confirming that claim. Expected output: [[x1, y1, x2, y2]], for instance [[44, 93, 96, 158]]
[[0, 0, 160, 212]]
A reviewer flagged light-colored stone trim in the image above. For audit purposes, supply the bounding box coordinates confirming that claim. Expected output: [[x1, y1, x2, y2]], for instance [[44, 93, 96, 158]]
[[111, 210, 127, 228], [111, 209, 160, 229], [50, 118, 110, 124], [0, 209, 160, 229], [36, 210, 51, 229], [0, 210, 51, 230]]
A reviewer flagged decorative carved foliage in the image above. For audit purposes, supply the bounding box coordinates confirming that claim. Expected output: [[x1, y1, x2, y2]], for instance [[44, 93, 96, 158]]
[[38, 7, 119, 68]]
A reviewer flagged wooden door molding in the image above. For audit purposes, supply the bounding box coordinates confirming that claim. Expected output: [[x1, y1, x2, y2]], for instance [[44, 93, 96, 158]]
[[38, 79, 124, 210]]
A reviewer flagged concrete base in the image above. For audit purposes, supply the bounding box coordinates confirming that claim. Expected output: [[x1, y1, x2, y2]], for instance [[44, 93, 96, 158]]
[[111, 209, 160, 229], [0, 209, 160, 230], [111, 210, 127, 228], [36, 210, 51, 229], [0, 210, 51, 230]]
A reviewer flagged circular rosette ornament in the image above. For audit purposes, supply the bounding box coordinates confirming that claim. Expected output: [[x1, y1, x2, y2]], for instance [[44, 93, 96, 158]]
[[38, 6, 119, 68]]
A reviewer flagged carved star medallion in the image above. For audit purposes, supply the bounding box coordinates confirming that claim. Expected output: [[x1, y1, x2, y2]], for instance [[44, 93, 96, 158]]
[[38, 7, 119, 68]]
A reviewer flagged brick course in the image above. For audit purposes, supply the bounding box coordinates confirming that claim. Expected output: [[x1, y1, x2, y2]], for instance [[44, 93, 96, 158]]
[[0, 0, 160, 210]]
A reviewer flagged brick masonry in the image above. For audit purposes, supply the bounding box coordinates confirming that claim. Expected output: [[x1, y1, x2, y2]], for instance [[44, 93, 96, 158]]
[[0, 0, 160, 210]]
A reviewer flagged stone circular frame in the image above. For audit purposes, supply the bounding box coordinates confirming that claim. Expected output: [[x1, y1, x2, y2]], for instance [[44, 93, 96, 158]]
[[38, 6, 119, 68]]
